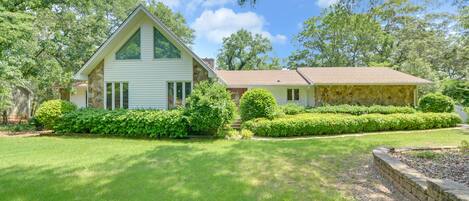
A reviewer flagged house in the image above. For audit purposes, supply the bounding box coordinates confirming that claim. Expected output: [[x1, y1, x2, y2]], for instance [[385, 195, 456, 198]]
[[72, 5, 431, 109]]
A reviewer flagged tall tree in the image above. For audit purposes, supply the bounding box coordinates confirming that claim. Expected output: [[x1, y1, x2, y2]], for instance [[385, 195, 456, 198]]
[[217, 29, 277, 70], [146, 1, 195, 45], [289, 4, 392, 67]]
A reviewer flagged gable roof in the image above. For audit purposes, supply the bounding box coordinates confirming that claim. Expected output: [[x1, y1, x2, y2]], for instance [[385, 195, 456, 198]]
[[296, 67, 432, 85], [74, 4, 215, 80], [216, 70, 309, 87], [216, 67, 432, 87]]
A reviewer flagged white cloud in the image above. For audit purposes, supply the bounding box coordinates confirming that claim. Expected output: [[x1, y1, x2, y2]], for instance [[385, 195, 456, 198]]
[[191, 8, 287, 44], [316, 0, 339, 8], [185, 0, 233, 14]]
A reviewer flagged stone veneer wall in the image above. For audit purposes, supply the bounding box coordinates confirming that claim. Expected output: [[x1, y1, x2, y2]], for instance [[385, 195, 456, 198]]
[[373, 147, 469, 201], [193, 59, 209, 84], [315, 85, 416, 106], [87, 60, 104, 108]]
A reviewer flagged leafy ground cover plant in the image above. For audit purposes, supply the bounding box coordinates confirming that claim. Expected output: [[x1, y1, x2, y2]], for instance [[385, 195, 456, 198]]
[[279, 103, 306, 115], [243, 113, 461, 137]]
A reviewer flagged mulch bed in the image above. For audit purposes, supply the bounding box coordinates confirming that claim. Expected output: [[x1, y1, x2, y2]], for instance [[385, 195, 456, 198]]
[[391, 149, 469, 187]]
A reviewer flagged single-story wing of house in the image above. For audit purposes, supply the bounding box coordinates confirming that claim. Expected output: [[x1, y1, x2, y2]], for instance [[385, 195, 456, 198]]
[[70, 4, 431, 110]]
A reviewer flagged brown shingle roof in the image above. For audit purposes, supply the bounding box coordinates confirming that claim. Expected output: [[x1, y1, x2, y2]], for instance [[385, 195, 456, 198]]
[[297, 67, 432, 85], [216, 70, 309, 87]]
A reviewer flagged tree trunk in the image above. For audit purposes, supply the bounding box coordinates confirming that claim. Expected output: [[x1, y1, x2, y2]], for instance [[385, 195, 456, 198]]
[[2, 110, 7, 124]]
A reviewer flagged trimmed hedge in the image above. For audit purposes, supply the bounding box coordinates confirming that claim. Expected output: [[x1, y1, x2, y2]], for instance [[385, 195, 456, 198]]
[[54, 109, 188, 138], [35, 99, 77, 129], [306, 104, 416, 115], [243, 113, 461, 137], [279, 103, 306, 115], [239, 88, 277, 121], [418, 93, 455, 113]]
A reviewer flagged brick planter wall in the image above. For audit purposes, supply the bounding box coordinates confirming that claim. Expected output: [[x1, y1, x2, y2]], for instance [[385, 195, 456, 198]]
[[373, 147, 469, 201]]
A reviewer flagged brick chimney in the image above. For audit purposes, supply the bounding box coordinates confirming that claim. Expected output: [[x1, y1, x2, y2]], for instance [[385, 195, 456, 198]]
[[202, 58, 215, 69]]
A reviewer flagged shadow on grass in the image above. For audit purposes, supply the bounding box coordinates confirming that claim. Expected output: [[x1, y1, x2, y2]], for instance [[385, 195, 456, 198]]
[[0, 134, 395, 201]]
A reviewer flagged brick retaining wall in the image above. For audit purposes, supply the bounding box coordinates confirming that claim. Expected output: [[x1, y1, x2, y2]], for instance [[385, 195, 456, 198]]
[[373, 147, 469, 201]]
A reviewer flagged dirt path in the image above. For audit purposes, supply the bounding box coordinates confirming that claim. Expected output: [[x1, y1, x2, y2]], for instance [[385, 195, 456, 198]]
[[0, 130, 52, 137]]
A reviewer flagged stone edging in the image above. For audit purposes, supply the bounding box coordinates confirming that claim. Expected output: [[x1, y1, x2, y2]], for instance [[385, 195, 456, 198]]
[[373, 147, 469, 201]]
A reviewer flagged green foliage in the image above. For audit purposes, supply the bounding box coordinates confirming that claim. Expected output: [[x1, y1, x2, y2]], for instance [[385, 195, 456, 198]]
[[290, 4, 392, 67], [184, 81, 236, 135], [35, 100, 77, 129], [240, 129, 254, 139], [239, 88, 277, 121], [418, 93, 455, 113], [54, 109, 188, 138], [217, 29, 277, 70], [441, 79, 469, 106], [279, 103, 306, 115], [0, 124, 35, 132], [243, 113, 461, 137], [459, 140, 469, 154], [411, 151, 442, 160], [307, 104, 416, 115]]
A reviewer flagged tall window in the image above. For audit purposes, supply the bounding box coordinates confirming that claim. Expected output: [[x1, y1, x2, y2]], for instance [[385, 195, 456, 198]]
[[154, 28, 181, 59], [116, 29, 141, 60], [287, 89, 300, 101], [168, 81, 191, 109], [106, 82, 129, 110]]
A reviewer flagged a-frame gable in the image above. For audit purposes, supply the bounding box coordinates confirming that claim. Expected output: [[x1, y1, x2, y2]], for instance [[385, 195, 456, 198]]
[[74, 4, 215, 80]]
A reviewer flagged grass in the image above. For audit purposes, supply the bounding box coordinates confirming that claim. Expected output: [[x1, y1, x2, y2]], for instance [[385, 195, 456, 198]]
[[0, 129, 467, 201]]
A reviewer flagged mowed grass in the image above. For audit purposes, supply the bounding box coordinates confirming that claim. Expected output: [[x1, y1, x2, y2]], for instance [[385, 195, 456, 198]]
[[0, 129, 467, 201]]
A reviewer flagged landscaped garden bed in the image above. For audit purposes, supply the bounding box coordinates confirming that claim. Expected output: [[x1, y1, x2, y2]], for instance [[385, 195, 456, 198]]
[[391, 148, 468, 187], [373, 146, 469, 201]]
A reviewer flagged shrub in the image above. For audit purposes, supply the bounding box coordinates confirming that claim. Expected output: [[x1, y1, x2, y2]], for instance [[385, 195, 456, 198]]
[[54, 109, 188, 138], [418, 93, 455, 113], [306, 104, 416, 115], [279, 103, 305, 115], [35, 99, 77, 129], [184, 81, 236, 135], [441, 79, 469, 106], [239, 88, 277, 121], [243, 113, 461, 137]]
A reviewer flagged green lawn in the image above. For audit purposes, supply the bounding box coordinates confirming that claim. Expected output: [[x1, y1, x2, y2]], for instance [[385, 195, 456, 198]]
[[0, 129, 467, 201]]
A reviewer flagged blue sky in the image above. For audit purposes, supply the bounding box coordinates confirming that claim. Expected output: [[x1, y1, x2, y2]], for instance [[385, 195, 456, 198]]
[[158, 0, 458, 61], [157, 0, 335, 60]]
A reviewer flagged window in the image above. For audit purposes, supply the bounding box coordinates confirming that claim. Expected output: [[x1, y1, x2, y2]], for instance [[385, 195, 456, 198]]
[[105, 82, 129, 110], [167, 81, 191, 109], [287, 89, 300, 101], [154, 28, 181, 59], [116, 29, 141, 60]]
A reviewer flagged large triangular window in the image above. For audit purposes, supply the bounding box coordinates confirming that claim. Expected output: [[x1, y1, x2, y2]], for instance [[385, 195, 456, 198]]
[[154, 28, 181, 59], [116, 29, 141, 60]]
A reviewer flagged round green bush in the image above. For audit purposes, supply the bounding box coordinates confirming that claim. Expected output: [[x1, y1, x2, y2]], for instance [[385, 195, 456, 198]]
[[418, 93, 455, 113], [35, 99, 77, 129], [184, 81, 236, 135], [239, 88, 277, 121]]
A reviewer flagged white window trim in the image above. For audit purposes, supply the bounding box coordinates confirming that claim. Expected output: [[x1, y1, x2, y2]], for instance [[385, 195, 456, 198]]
[[287, 88, 300, 102], [104, 81, 128, 110], [167, 81, 192, 109]]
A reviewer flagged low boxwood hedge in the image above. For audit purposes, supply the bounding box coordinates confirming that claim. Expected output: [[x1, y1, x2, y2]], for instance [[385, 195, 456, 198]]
[[306, 104, 416, 115], [54, 109, 188, 138], [243, 113, 461, 137]]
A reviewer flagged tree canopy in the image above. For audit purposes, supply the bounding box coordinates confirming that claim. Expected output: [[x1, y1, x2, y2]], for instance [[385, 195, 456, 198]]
[[216, 29, 279, 70]]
